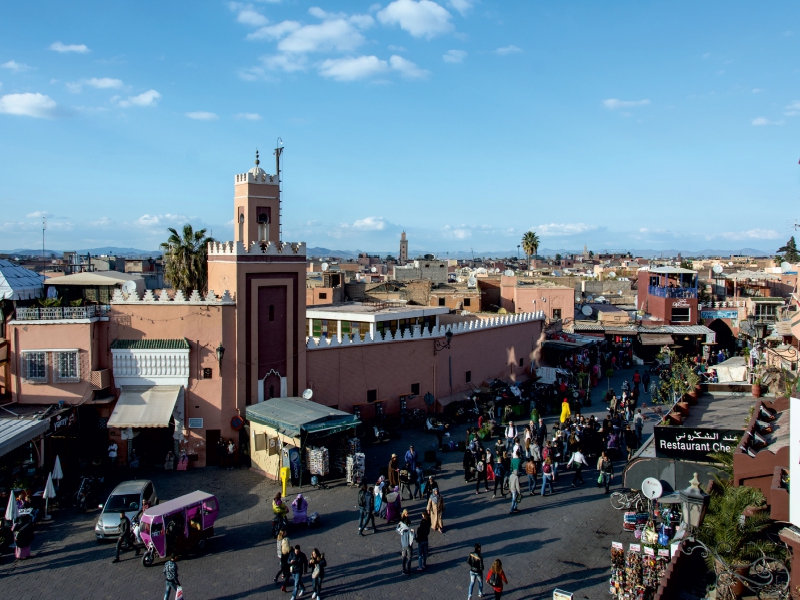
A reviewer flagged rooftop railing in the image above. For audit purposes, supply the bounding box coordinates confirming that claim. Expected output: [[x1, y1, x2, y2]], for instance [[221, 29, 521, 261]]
[[15, 305, 111, 321], [648, 285, 697, 299]]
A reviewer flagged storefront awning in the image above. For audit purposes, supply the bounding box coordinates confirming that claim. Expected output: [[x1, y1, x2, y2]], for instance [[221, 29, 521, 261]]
[[639, 334, 674, 346], [107, 386, 184, 429], [246, 397, 359, 438], [0, 418, 49, 458]]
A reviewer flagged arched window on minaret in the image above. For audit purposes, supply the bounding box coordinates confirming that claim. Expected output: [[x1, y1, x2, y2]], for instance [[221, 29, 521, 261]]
[[238, 214, 245, 242], [258, 212, 269, 241]]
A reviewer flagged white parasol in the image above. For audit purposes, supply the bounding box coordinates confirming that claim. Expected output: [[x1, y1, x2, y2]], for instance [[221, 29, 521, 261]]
[[5, 492, 18, 523], [52, 455, 63, 483], [43, 473, 57, 521]]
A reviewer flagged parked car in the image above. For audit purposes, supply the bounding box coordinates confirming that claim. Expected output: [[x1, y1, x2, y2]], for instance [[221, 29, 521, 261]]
[[95, 480, 158, 540]]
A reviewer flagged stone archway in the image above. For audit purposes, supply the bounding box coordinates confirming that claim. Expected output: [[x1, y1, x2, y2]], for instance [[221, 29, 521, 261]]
[[707, 319, 735, 354], [258, 369, 287, 403]]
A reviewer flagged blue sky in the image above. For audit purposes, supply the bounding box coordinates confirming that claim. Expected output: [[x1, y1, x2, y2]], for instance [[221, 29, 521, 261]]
[[1, 1, 799, 255]]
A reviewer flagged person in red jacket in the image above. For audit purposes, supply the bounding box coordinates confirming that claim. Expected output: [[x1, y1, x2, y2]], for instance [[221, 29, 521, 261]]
[[486, 559, 508, 599]]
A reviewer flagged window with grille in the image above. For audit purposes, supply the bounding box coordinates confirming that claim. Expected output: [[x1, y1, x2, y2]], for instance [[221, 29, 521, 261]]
[[55, 351, 80, 381], [22, 352, 47, 383], [671, 308, 691, 323]]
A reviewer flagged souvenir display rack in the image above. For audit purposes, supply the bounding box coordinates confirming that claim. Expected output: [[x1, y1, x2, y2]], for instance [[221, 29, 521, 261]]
[[609, 542, 669, 599], [334, 437, 361, 474], [346, 452, 365, 485], [306, 446, 329, 475]]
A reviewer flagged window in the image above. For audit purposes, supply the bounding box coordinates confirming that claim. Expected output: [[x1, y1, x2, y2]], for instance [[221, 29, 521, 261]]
[[411, 383, 420, 395], [23, 352, 47, 383], [203, 368, 213, 379], [552, 309, 562, 320], [367, 389, 377, 403], [465, 370, 472, 383], [269, 305, 275, 321], [463, 298, 471, 307], [671, 308, 691, 323], [58, 353, 79, 380], [519, 357, 524, 367], [438, 297, 446, 306], [318, 292, 327, 300]]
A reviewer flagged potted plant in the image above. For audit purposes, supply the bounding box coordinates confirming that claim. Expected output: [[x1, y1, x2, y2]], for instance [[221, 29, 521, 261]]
[[685, 366, 701, 404], [605, 368, 615, 390], [752, 369, 763, 399]]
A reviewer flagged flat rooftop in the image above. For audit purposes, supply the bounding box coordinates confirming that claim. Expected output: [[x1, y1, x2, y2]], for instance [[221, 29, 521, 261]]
[[681, 391, 754, 430], [307, 302, 450, 322]]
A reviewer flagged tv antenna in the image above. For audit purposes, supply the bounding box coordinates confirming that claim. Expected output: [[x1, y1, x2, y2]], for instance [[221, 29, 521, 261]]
[[42, 216, 47, 273]]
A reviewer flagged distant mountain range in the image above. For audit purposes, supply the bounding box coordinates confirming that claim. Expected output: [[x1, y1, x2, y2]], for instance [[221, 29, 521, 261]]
[[3, 245, 774, 260]]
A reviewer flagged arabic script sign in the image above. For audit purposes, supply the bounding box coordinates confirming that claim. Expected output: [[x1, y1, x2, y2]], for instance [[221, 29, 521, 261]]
[[654, 426, 742, 462], [700, 310, 738, 320], [672, 299, 690, 308]]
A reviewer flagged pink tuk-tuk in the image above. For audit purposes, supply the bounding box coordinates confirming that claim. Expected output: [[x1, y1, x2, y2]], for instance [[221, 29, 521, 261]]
[[140, 490, 219, 567]]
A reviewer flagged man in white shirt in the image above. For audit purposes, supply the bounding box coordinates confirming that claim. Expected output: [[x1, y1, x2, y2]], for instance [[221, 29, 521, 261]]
[[108, 441, 118, 468], [567, 447, 588, 487], [505, 421, 517, 453]]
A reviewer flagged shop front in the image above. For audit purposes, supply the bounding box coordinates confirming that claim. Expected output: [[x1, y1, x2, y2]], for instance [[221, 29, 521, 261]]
[[246, 397, 361, 486], [0, 418, 49, 493]]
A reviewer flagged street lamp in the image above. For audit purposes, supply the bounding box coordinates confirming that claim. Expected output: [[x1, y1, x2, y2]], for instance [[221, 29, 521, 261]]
[[679, 472, 709, 534], [216, 343, 225, 367], [433, 330, 453, 356]]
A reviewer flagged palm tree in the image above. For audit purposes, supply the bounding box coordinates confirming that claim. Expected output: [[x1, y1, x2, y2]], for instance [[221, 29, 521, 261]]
[[161, 224, 215, 295], [521, 231, 540, 268]]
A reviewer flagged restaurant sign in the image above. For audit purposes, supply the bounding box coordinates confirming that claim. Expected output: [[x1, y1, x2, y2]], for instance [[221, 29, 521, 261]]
[[700, 310, 739, 320], [654, 427, 742, 462]]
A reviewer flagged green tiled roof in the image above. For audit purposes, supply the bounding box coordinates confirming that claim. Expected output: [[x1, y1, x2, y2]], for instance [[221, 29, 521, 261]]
[[110, 338, 190, 350]]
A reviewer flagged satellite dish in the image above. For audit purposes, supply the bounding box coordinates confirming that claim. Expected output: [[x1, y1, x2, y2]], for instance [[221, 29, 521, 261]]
[[122, 281, 137, 298], [370, 266, 377, 273], [321, 262, 329, 272], [587, 295, 594, 302], [596, 295, 606, 303], [581, 305, 593, 316], [608, 271, 617, 278], [503, 269, 514, 277], [476, 267, 487, 275], [712, 265, 724, 274], [781, 261, 791, 272], [302, 389, 313, 400], [467, 276, 477, 288], [641, 477, 663, 500], [728, 262, 733, 266]]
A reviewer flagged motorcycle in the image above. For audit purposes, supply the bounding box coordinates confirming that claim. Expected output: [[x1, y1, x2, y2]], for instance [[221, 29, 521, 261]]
[[72, 476, 95, 512], [271, 513, 289, 538]]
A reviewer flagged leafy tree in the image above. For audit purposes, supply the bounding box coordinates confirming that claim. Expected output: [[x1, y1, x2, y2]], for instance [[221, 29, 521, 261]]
[[554, 253, 562, 262], [161, 224, 215, 295], [588, 250, 594, 258], [521, 231, 540, 267], [777, 236, 799, 263], [679, 259, 694, 270]]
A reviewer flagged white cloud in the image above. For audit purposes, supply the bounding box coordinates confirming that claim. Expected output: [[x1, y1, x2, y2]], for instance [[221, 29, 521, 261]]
[[452, 228, 471, 239], [752, 88, 763, 93], [494, 45, 522, 55], [0, 92, 58, 118], [50, 41, 90, 53], [388, 45, 407, 51], [231, 3, 270, 27], [186, 111, 218, 120], [318, 55, 388, 81], [448, 0, 473, 16], [751, 117, 784, 126], [27, 211, 53, 218], [377, 0, 454, 39], [534, 223, 599, 236], [719, 229, 780, 240], [67, 77, 124, 93], [89, 216, 114, 227], [603, 98, 650, 109], [134, 214, 189, 228], [443, 49, 466, 63], [1, 60, 31, 72], [236, 112, 262, 120], [260, 53, 308, 72], [117, 89, 161, 108], [248, 21, 302, 41], [279, 20, 368, 53], [389, 55, 429, 78], [352, 216, 387, 230], [784, 101, 800, 116]]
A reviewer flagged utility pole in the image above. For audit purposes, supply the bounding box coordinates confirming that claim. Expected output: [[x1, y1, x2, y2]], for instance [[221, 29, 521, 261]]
[[42, 217, 47, 274]]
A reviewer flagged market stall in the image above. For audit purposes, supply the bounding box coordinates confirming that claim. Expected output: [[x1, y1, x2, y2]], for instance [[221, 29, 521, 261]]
[[246, 397, 361, 485]]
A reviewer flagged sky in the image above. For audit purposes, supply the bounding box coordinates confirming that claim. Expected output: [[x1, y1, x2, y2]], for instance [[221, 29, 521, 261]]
[[1, 1, 799, 256]]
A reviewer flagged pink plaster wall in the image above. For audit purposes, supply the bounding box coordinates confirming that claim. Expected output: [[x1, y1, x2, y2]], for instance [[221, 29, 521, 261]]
[[305, 319, 542, 417]]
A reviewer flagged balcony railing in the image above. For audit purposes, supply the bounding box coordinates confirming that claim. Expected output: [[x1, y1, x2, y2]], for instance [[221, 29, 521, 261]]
[[15, 305, 111, 321], [648, 285, 697, 299]]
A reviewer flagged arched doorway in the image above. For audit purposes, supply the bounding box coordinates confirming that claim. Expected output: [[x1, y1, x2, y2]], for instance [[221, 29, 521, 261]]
[[707, 319, 735, 354], [258, 369, 287, 403]]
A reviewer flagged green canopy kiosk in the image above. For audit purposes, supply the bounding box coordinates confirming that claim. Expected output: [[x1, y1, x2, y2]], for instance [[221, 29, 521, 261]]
[[245, 397, 359, 483]]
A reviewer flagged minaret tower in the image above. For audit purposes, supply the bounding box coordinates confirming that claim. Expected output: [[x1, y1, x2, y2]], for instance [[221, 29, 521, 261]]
[[399, 231, 408, 265], [234, 150, 281, 248]]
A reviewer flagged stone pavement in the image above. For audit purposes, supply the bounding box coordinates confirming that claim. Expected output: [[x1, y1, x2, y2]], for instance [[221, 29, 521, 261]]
[[1, 368, 654, 600]]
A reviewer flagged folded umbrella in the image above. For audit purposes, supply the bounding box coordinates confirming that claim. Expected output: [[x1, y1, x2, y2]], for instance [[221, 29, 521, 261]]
[[43, 473, 57, 520]]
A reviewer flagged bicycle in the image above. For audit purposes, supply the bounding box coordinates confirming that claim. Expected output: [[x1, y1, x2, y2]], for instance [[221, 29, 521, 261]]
[[610, 488, 646, 512]]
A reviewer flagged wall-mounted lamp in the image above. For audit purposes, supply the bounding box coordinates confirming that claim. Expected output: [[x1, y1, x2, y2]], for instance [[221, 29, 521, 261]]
[[433, 330, 453, 356], [215, 343, 225, 367]]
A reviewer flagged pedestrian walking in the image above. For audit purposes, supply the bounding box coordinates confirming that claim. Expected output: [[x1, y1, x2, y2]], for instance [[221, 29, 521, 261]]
[[597, 450, 614, 494], [463, 448, 476, 482], [427, 488, 445, 533], [357, 484, 377, 535], [504, 421, 516, 452], [416, 510, 431, 571], [467, 543, 484, 599], [112, 511, 139, 563], [525, 457, 537, 495], [633, 409, 645, 445], [274, 530, 291, 588], [163, 555, 181, 600], [397, 516, 415, 575], [288, 544, 309, 600], [475, 452, 489, 494], [107, 440, 118, 469], [541, 457, 554, 496], [492, 457, 505, 498], [414, 465, 424, 499], [642, 370, 651, 395], [567, 447, 588, 487], [508, 469, 522, 513], [560, 397, 571, 424], [405, 445, 417, 471], [388, 454, 400, 487], [217, 437, 227, 468], [226, 438, 236, 470], [624, 425, 639, 461], [309, 548, 326, 599], [486, 559, 508, 600]]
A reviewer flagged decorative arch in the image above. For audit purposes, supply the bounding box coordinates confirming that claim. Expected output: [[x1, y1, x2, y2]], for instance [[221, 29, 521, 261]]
[[258, 368, 287, 403]]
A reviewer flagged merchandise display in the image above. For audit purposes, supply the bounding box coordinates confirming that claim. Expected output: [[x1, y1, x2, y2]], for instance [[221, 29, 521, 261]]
[[334, 437, 361, 474], [306, 446, 329, 475], [609, 542, 669, 599], [346, 452, 365, 485]]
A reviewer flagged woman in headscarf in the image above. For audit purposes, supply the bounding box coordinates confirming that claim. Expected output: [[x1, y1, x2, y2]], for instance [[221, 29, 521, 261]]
[[291, 493, 308, 524], [560, 397, 571, 424], [375, 484, 388, 519], [426, 488, 445, 533], [13, 515, 34, 559], [385, 486, 402, 523]]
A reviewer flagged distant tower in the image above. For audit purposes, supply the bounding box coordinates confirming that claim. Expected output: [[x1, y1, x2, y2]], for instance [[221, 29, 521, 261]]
[[234, 149, 281, 249], [583, 244, 589, 259], [399, 231, 408, 265]]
